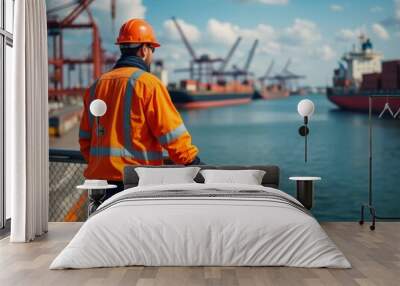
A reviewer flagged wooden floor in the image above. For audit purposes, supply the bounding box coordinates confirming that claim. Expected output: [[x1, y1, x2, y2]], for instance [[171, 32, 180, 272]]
[[0, 222, 399, 286]]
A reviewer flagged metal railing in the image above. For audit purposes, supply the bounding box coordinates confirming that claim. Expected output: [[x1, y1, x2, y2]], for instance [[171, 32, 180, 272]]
[[49, 149, 88, 222], [49, 149, 174, 222]]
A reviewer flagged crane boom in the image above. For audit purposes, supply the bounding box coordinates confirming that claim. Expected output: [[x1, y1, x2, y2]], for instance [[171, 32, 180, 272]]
[[282, 58, 291, 72], [111, 0, 116, 34], [259, 60, 274, 81], [265, 60, 274, 78], [218, 37, 242, 72], [243, 39, 259, 71], [61, 0, 95, 26], [171, 17, 197, 60], [47, 0, 79, 15]]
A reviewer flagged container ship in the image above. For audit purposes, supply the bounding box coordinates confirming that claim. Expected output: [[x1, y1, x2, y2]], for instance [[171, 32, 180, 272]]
[[254, 59, 304, 100], [327, 36, 400, 112], [255, 84, 289, 100], [169, 79, 253, 109], [167, 17, 255, 109]]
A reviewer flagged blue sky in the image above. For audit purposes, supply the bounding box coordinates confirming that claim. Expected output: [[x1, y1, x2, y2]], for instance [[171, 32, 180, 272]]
[[47, 0, 400, 86]]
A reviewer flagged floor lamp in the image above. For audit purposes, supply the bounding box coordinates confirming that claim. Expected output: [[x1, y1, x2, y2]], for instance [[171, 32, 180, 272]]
[[297, 99, 315, 162], [86, 99, 108, 215]]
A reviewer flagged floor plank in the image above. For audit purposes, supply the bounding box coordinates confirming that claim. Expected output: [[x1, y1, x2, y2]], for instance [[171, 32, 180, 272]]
[[0, 222, 400, 286]]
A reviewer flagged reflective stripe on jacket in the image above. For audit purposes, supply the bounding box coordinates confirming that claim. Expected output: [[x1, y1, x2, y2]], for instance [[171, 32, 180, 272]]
[[79, 67, 199, 181]]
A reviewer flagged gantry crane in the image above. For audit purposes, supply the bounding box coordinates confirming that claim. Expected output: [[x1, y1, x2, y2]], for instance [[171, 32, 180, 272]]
[[265, 58, 306, 91], [171, 17, 224, 83], [47, 0, 117, 99], [259, 60, 275, 83], [212, 36, 242, 81], [221, 39, 259, 82]]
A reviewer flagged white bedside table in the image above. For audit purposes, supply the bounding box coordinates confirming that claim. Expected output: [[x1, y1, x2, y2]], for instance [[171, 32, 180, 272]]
[[289, 176, 321, 210], [77, 184, 117, 216]]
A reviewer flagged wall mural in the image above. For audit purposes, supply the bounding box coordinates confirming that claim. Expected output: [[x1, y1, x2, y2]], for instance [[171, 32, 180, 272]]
[[46, 0, 400, 222]]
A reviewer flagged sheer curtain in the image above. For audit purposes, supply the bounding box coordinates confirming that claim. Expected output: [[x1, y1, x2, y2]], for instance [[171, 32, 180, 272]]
[[7, 0, 49, 242]]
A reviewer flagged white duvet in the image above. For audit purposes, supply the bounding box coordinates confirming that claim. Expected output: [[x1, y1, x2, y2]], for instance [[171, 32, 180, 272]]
[[50, 183, 351, 269]]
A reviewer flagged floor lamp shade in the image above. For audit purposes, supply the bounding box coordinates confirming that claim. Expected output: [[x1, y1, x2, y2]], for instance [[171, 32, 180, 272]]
[[90, 99, 107, 117], [297, 99, 315, 117]]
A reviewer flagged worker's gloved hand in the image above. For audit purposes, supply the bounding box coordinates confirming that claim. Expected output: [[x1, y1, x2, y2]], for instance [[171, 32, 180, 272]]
[[186, 156, 205, 165]]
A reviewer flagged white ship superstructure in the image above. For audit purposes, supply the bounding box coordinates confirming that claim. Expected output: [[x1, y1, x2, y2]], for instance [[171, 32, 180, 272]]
[[341, 35, 382, 86]]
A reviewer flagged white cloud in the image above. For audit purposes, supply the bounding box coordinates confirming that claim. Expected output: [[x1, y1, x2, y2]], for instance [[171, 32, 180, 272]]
[[379, 1, 400, 28], [207, 19, 238, 44], [372, 23, 390, 40], [163, 18, 201, 43], [156, 16, 347, 85], [207, 18, 322, 53], [205, 18, 281, 75], [244, 0, 289, 5], [336, 27, 364, 42], [92, 0, 146, 27], [87, 0, 147, 47], [206, 18, 276, 45], [260, 41, 282, 55], [283, 18, 321, 45], [315, 45, 336, 61], [370, 6, 383, 13], [330, 4, 343, 12], [257, 0, 288, 4], [396, 0, 400, 20], [336, 29, 357, 41]]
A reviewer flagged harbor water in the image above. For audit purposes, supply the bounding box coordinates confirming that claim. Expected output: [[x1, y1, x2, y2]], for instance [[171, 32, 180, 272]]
[[180, 95, 400, 221], [51, 95, 400, 221]]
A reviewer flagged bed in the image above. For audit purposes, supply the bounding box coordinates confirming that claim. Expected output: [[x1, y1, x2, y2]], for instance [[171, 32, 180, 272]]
[[50, 165, 351, 269]]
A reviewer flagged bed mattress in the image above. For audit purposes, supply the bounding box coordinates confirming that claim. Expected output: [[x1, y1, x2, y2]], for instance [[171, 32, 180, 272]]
[[50, 183, 351, 269]]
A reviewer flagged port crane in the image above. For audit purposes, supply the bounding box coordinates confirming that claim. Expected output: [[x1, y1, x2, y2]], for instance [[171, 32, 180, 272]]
[[280, 59, 306, 80], [172, 17, 225, 83], [213, 37, 242, 78], [221, 39, 259, 82], [259, 60, 275, 83], [47, 0, 119, 222], [265, 58, 306, 92], [47, 0, 117, 99], [267, 59, 305, 81]]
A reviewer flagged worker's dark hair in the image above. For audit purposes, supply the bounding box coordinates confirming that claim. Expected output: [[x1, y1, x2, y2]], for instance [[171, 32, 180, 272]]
[[120, 45, 143, 56]]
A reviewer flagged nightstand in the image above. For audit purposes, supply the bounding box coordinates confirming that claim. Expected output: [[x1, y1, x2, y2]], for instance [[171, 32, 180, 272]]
[[77, 183, 117, 216], [289, 177, 321, 210]]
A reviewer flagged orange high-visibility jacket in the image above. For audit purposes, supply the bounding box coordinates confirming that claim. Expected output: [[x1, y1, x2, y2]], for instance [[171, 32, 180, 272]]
[[79, 67, 199, 181]]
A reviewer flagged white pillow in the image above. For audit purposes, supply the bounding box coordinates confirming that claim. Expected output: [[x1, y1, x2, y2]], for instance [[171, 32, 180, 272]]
[[135, 167, 201, 186], [200, 169, 266, 185]]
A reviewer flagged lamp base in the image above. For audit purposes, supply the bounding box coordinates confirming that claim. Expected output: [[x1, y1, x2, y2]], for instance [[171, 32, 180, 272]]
[[298, 126, 309, 136]]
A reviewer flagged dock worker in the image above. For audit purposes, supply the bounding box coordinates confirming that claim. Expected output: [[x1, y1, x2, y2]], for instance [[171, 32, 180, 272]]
[[79, 18, 202, 198]]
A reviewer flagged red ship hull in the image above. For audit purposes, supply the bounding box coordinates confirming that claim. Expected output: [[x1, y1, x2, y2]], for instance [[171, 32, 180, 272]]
[[170, 90, 253, 109], [327, 91, 400, 113], [170, 80, 254, 109], [258, 85, 289, 100], [174, 97, 252, 109]]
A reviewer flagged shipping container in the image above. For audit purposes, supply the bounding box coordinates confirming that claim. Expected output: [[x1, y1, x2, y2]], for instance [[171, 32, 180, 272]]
[[381, 62, 400, 90], [382, 60, 400, 76], [381, 79, 399, 90], [180, 79, 198, 91], [362, 73, 381, 90]]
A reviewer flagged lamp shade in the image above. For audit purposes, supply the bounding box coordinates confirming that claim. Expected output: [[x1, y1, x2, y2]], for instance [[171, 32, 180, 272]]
[[297, 99, 315, 117], [90, 99, 107, 117]]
